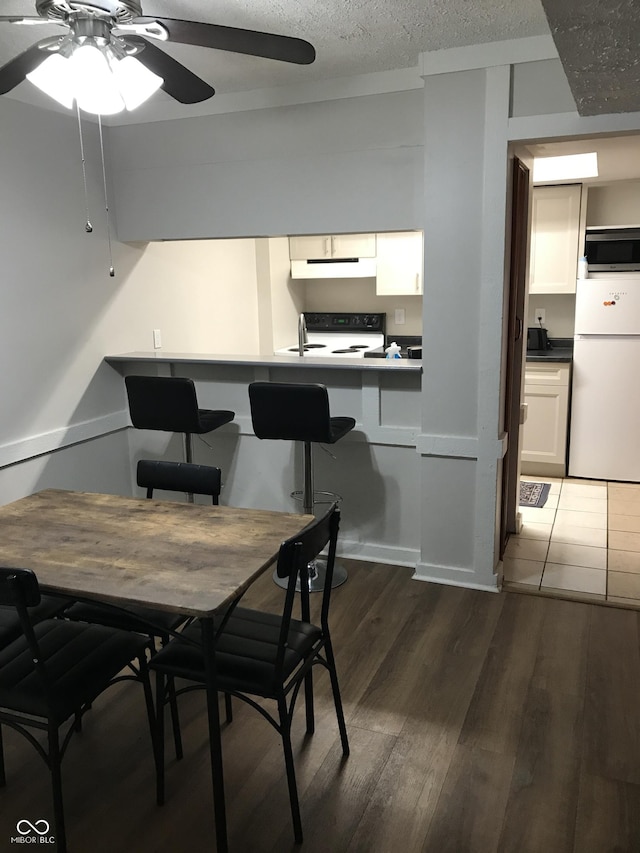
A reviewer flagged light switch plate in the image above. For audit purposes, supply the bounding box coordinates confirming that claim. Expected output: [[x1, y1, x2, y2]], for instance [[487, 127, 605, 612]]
[[394, 308, 406, 325], [153, 328, 162, 349]]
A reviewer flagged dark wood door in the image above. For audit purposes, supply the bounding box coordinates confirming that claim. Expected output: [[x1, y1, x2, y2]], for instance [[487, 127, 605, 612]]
[[499, 156, 530, 556]]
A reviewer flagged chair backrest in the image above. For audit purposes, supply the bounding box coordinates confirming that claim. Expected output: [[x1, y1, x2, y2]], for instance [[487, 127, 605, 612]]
[[274, 503, 340, 674], [249, 381, 334, 444], [125, 375, 203, 434], [136, 459, 222, 504], [0, 567, 41, 610], [0, 567, 46, 679]]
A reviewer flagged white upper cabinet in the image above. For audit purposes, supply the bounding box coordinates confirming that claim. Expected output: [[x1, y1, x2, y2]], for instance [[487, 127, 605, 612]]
[[529, 184, 584, 294], [375, 231, 423, 296], [289, 234, 376, 260]]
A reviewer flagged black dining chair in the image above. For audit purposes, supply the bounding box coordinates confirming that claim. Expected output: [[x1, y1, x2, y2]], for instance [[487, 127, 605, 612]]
[[63, 460, 223, 760], [149, 502, 350, 844], [0, 595, 69, 650], [0, 566, 157, 853], [136, 458, 222, 504]]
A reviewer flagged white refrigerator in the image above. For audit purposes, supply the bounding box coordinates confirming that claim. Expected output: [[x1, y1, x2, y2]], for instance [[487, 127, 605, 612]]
[[569, 276, 640, 482]]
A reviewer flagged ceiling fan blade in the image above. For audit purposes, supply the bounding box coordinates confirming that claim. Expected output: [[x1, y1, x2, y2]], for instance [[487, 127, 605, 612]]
[[0, 16, 54, 24], [133, 17, 316, 65], [131, 39, 215, 104], [0, 41, 50, 95]]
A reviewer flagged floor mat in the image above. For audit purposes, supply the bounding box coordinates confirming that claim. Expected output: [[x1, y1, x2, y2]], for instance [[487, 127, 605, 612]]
[[519, 481, 551, 508]]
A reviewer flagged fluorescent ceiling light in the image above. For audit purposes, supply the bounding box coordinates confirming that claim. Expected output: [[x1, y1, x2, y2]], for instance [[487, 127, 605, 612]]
[[533, 152, 598, 182]]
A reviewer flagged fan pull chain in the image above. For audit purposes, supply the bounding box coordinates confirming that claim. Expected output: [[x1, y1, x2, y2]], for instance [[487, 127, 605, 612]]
[[97, 114, 115, 277], [75, 104, 93, 234]]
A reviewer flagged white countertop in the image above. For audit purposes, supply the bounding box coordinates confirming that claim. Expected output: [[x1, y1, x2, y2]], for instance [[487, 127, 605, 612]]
[[105, 351, 422, 371]]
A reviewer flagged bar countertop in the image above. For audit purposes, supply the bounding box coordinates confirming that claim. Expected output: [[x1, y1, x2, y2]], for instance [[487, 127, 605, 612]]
[[105, 351, 423, 371]]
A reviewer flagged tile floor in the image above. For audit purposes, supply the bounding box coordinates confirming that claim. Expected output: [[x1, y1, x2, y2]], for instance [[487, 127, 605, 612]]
[[503, 476, 640, 607]]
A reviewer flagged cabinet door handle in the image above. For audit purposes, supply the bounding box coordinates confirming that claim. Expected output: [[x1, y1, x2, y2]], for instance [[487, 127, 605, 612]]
[[330, 235, 335, 256], [415, 273, 420, 293]]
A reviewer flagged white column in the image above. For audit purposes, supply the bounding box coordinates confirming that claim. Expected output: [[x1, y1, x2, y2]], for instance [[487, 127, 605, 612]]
[[415, 62, 511, 591]]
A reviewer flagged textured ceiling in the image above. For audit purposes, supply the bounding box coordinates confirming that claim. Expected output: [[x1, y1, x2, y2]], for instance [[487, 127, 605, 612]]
[[541, 0, 640, 116], [0, 0, 550, 97], [2, 1, 640, 122]]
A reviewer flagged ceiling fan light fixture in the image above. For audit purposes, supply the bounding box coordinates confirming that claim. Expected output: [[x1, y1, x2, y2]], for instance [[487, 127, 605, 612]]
[[26, 52, 75, 109], [71, 43, 125, 115], [113, 54, 162, 110]]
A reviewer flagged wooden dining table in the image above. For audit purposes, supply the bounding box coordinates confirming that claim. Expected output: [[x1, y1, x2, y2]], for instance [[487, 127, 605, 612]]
[[0, 488, 313, 853]]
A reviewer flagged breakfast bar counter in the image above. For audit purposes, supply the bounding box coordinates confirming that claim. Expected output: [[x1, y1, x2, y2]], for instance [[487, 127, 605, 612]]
[[105, 350, 423, 570], [106, 351, 422, 371]]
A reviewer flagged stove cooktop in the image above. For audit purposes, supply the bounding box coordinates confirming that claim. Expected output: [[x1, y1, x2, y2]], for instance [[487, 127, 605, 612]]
[[275, 312, 386, 359]]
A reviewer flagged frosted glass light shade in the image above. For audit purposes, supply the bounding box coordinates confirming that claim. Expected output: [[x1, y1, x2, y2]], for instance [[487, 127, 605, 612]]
[[26, 54, 75, 109], [114, 56, 163, 110], [25, 44, 163, 114], [71, 45, 125, 115]]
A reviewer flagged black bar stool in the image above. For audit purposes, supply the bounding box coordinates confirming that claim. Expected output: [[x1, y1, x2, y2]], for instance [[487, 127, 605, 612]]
[[248, 381, 355, 590], [125, 375, 234, 501]]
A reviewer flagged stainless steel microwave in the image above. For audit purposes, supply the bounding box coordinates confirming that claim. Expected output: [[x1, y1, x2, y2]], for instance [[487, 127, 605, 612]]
[[585, 227, 640, 272]]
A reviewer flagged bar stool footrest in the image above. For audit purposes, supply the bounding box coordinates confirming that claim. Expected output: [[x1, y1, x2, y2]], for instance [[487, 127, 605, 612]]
[[273, 556, 348, 592], [290, 490, 343, 509]]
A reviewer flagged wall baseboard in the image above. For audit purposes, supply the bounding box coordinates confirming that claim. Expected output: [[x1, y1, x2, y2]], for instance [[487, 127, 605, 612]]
[[338, 538, 419, 568], [413, 561, 500, 592]]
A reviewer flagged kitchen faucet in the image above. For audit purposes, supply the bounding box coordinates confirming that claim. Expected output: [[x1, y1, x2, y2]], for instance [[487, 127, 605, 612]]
[[298, 313, 308, 356]]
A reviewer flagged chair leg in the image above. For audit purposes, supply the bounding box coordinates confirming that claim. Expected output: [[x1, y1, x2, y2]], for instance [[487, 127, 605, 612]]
[[278, 696, 303, 844], [48, 721, 67, 853], [155, 671, 166, 806], [323, 640, 350, 756], [224, 693, 233, 724], [304, 670, 315, 735], [157, 636, 182, 760], [0, 724, 5, 787], [167, 678, 183, 760], [138, 654, 161, 783]]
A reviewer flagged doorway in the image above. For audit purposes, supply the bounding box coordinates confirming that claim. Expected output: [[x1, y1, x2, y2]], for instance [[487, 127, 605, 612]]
[[504, 132, 640, 606]]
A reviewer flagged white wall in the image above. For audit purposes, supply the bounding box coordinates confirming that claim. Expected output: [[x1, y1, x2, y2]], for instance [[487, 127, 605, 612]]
[[527, 294, 577, 337], [511, 59, 576, 117], [0, 97, 128, 495], [114, 238, 261, 354], [304, 278, 423, 336], [586, 180, 640, 227], [109, 90, 425, 240], [255, 236, 303, 353], [0, 97, 264, 501]]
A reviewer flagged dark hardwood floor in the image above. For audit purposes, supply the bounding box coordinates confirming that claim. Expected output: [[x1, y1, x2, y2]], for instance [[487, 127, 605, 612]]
[[2, 559, 640, 852]]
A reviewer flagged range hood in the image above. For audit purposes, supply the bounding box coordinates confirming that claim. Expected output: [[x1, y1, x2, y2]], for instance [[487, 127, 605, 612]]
[[290, 257, 377, 279]]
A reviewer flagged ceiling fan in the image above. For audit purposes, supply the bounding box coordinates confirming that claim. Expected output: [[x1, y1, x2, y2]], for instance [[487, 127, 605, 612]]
[[0, 1, 316, 113]]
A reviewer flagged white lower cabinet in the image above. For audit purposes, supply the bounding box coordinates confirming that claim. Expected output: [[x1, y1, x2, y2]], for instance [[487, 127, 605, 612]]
[[521, 362, 571, 477]]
